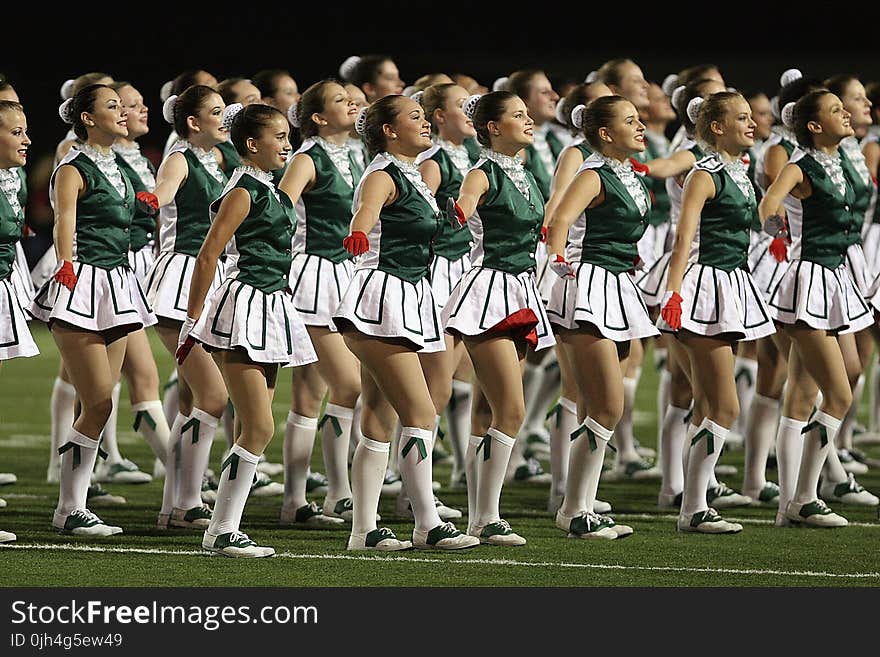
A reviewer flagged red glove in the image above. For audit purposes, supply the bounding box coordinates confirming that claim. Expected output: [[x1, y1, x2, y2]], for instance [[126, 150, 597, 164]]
[[629, 158, 650, 176], [548, 253, 576, 279], [136, 191, 160, 216], [540, 225, 547, 243], [175, 316, 198, 365], [342, 230, 369, 256], [446, 197, 467, 228], [661, 291, 683, 330], [22, 223, 36, 238], [741, 153, 751, 166], [53, 260, 77, 292], [769, 237, 789, 263]]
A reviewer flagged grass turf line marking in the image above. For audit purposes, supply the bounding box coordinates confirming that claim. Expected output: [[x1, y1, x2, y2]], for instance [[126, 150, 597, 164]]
[[612, 513, 880, 529], [3, 543, 879, 580]]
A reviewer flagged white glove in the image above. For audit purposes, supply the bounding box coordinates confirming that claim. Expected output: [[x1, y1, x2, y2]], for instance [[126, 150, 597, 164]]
[[178, 316, 197, 351], [549, 253, 576, 280]]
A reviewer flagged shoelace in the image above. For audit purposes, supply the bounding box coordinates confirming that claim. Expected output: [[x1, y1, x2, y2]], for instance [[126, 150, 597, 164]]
[[375, 527, 395, 538], [494, 519, 512, 532], [844, 473, 865, 493], [228, 531, 254, 546], [73, 509, 101, 524], [812, 499, 832, 512], [438, 522, 459, 535]]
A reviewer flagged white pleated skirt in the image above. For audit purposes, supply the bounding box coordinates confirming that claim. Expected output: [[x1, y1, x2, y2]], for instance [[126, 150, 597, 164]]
[[332, 268, 446, 353], [546, 262, 659, 342], [430, 252, 471, 309], [128, 245, 155, 289], [288, 253, 354, 328], [441, 266, 556, 351], [10, 242, 34, 307], [0, 276, 38, 360], [144, 251, 225, 323]]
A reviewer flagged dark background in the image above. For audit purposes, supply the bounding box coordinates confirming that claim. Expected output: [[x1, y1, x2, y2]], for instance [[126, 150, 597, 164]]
[[5, 2, 879, 260]]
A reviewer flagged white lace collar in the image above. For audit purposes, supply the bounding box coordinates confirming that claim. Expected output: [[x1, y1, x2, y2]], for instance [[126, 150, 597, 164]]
[[382, 152, 439, 214], [805, 147, 847, 198], [598, 154, 648, 216], [315, 136, 354, 188], [481, 148, 530, 200], [436, 138, 470, 175], [112, 142, 156, 190], [703, 148, 755, 203], [78, 142, 127, 198], [236, 165, 279, 202], [840, 136, 872, 187], [0, 168, 22, 216], [187, 141, 225, 183]]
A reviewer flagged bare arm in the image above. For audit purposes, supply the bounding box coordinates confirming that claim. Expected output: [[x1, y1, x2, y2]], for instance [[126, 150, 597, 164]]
[[52, 165, 84, 262], [543, 147, 584, 227], [419, 158, 442, 195], [186, 188, 250, 321], [759, 162, 805, 222], [763, 144, 790, 187], [278, 153, 317, 203], [864, 141, 880, 182], [455, 168, 489, 219], [645, 150, 696, 179], [349, 170, 395, 235], [546, 169, 601, 257], [665, 170, 714, 294], [152, 152, 188, 207]]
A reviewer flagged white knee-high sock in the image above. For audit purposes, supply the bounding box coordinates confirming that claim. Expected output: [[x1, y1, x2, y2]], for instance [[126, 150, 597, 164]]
[[465, 435, 482, 525], [742, 394, 780, 495], [794, 410, 841, 504], [775, 416, 806, 514], [56, 428, 100, 515], [821, 442, 850, 485], [387, 422, 401, 475], [282, 412, 317, 510], [398, 426, 442, 532], [871, 355, 880, 432], [682, 418, 729, 516], [614, 371, 641, 464], [476, 428, 516, 527], [132, 400, 170, 465], [160, 413, 186, 516], [549, 397, 577, 502], [560, 416, 613, 516], [520, 361, 544, 437], [445, 379, 472, 480], [49, 377, 76, 480], [522, 357, 560, 438], [208, 444, 259, 536], [177, 408, 219, 511], [161, 370, 179, 427], [656, 368, 671, 457], [659, 405, 690, 497], [837, 374, 864, 451], [733, 356, 758, 436], [349, 395, 364, 464], [320, 403, 353, 506], [350, 436, 389, 536], [222, 402, 235, 450], [100, 382, 123, 463], [682, 419, 698, 481]]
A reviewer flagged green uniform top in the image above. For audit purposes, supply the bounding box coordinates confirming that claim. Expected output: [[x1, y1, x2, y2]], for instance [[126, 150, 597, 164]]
[[293, 138, 363, 263], [211, 168, 295, 294], [795, 150, 857, 269], [635, 138, 671, 227], [157, 143, 228, 257], [216, 140, 243, 177], [415, 143, 476, 260], [838, 145, 873, 245], [355, 153, 441, 284], [464, 137, 481, 163], [569, 154, 651, 274], [691, 155, 755, 271], [0, 170, 26, 280], [747, 148, 764, 232], [524, 144, 553, 202], [51, 150, 134, 269], [114, 152, 156, 252], [469, 153, 544, 275]]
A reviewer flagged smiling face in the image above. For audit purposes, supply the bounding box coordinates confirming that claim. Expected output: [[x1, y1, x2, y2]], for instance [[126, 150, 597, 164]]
[[116, 84, 149, 140], [386, 97, 432, 156], [839, 79, 872, 129], [437, 85, 476, 140], [489, 96, 535, 149], [812, 92, 854, 142], [0, 108, 29, 168], [264, 73, 300, 115], [317, 82, 358, 131], [247, 113, 291, 171], [188, 91, 227, 146], [644, 82, 677, 123], [84, 87, 128, 140], [748, 93, 774, 140], [610, 62, 650, 111], [524, 73, 559, 125], [713, 96, 757, 152], [598, 99, 646, 157]]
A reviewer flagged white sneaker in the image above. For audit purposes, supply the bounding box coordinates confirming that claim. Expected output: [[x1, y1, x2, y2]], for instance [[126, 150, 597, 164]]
[[324, 497, 380, 523], [0, 530, 15, 543], [723, 431, 744, 451], [279, 501, 345, 528], [605, 458, 661, 481], [594, 498, 612, 514], [837, 449, 869, 475], [744, 481, 780, 507], [415, 522, 480, 550], [707, 482, 752, 508], [169, 504, 213, 529], [86, 483, 127, 506], [0, 498, 5, 508], [677, 508, 743, 534], [381, 469, 402, 496], [714, 464, 738, 477], [203, 530, 275, 557], [53, 509, 123, 536], [250, 471, 283, 497], [658, 491, 683, 510], [201, 473, 218, 504], [94, 459, 152, 484], [468, 519, 526, 546], [820, 473, 879, 506], [0, 472, 17, 485], [785, 499, 848, 527], [448, 470, 467, 490], [396, 493, 462, 520], [347, 527, 412, 551], [555, 510, 618, 540], [256, 454, 284, 477], [509, 456, 553, 485]]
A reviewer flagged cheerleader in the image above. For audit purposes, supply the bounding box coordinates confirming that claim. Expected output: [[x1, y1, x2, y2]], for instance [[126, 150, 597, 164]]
[[253, 68, 300, 119], [215, 78, 263, 177], [334, 95, 478, 551], [443, 90, 556, 545], [52, 72, 114, 168], [0, 100, 40, 543], [29, 84, 156, 536], [344, 83, 369, 172], [142, 84, 229, 530], [177, 103, 318, 557], [338, 54, 405, 105], [658, 91, 776, 534], [544, 94, 659, 539], [160, 69, 219, 160], [760, 91, 875, 527], [275, 79, 362, 528]]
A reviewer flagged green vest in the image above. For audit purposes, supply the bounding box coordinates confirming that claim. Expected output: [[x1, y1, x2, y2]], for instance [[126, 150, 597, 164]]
[[17, 167, 27, 208], [0, 181, 24, 280], [294, 140, 363, 263], [692, 157, 755, 271], [115, 152, 156, 252], [838, 146, 872, 245], [212, 172, 295, 294], [524, 144, 552, 202], [639, 139, 671, 227], [363, 159, 440, 283], [797, 152, 857, 269], [464, 137, 481, 163], [56, 152, 134, 269], [163, 148, 228, 257], [472, 158, 544, 274], [424, 145, 474, 260], [747, 148, 763, 231], [575, 161, 650, 274], [216, 140, 243, 177]]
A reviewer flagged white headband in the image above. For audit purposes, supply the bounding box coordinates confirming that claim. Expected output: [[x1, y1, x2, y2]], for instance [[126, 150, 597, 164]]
[[162, 95, 178, 124], [354, 106, 368, 135], [571, 104, 586, 130], [60, 79, 75, 101], [780, 68, 803, 88], [58, 98, 75, 124], [492, 76, 509, 92], [463, 94, 483, 121], [159, 80, 174, 103], [661, 74, 679, 97], [287, 101, 300, 128], [339, 55, 361, 82], [222, 103, 244, 132], [686, 96, 705, 124], [781, 101, 796, 128]]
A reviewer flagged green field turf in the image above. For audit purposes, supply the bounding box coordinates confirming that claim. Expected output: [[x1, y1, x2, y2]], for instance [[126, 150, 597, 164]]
[[1, 323, 879, 587]]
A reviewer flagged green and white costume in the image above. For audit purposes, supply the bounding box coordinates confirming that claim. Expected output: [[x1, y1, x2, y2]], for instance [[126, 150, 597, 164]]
[[656, 153, 775, 341], [414, 139, 476, 307], [29, 145, 156, 334], [3, 168, 35, 306], [858, 130, 880, 275], [635, 129, 672, 268], [838, 136, 878, 298], [143, 141, 227, 322], [288, 137, 362, 327], [441, 149, 555, 351], [767, 148, 873, 334], [113, 142, 157, 285], [0, 167, 38, 360], [545, 152, 659, 342], [191, 167, 317, 367], [332, 152, 445, 353]]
